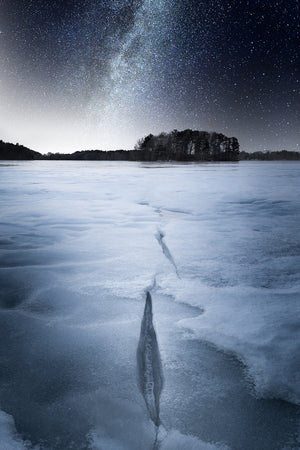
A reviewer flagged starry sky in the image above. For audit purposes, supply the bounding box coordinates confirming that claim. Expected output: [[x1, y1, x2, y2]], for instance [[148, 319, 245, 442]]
[[0, 0, 299, 153]]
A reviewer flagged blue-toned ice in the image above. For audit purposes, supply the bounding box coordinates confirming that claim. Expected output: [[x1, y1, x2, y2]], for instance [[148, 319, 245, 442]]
[[0, 160, 299, 449]]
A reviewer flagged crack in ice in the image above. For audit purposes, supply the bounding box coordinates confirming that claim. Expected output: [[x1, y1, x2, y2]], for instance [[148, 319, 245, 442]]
[[155, 229, 180, 278]]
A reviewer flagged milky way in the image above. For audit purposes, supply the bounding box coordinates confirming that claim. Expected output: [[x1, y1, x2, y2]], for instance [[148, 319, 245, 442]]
[[0, 0, 299, 153]]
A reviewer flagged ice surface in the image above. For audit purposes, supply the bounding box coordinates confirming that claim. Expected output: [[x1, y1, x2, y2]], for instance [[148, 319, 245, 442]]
[[0, 161, 299, 449], [88, 427, 228, 450], [159, 429, 229, 450], [0, 409, 35, 449]]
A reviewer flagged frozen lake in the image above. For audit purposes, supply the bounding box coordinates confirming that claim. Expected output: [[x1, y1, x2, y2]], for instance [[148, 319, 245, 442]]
[[0, 161, 299, 449]]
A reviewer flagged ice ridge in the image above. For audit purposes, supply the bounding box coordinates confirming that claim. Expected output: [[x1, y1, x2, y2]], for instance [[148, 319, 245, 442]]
[[137, 291, 164, 427]]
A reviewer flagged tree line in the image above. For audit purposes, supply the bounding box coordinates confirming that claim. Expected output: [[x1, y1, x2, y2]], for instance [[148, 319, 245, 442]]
[[1, 134, 299, 161], [239, 150, 300, 160], [0, 130, 240, 161], [0, 140, 43, 160]]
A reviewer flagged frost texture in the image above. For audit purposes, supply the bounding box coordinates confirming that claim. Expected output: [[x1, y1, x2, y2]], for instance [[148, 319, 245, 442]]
[[0, 161, 299, 449]]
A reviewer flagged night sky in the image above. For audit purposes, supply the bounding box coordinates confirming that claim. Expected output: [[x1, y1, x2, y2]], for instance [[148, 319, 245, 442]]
[[0, 0, 299, 153]]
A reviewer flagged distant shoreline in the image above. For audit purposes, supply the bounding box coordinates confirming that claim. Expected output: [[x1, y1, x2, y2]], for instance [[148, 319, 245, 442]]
[[1, 158, 300, 163], [1, 136, 299, 161], [1, 150, 299, 161]]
